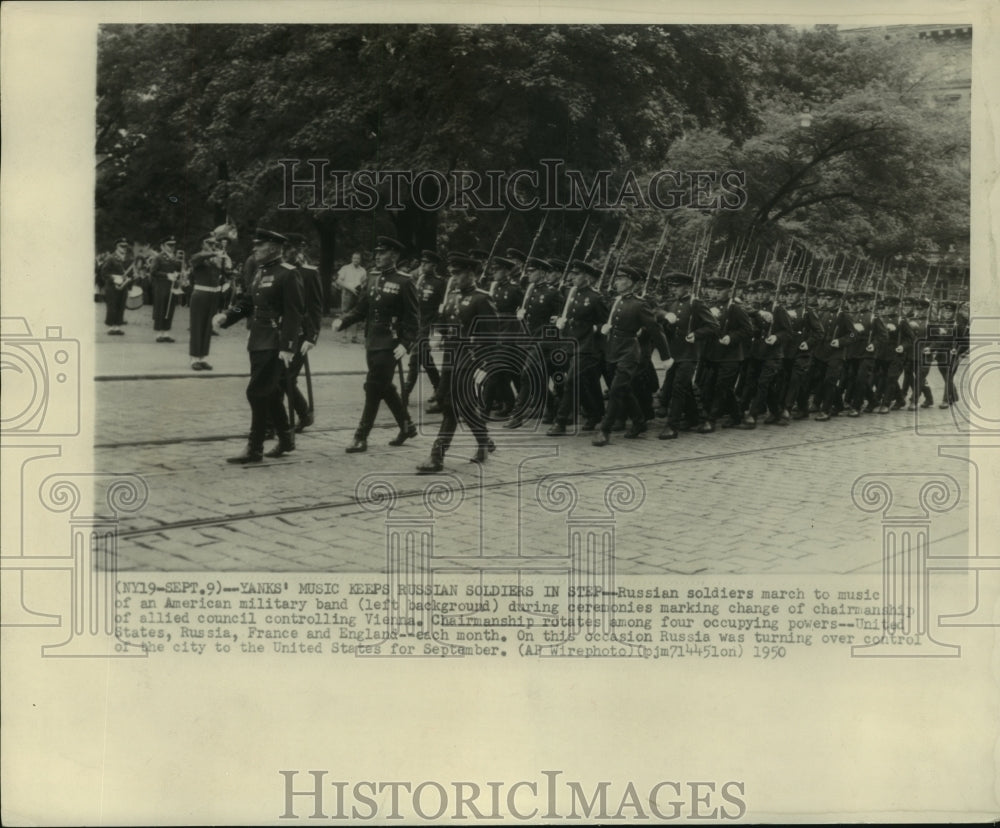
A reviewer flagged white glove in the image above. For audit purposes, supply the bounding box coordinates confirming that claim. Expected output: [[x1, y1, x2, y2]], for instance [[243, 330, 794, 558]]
[[895, 345, 904, 354], [887, 323, 897, 332], [853, 322, 865, 333], [831, 339, 840, 349], [710, 306, 721, 318], [516, 308, 526, 321], [765, 334, 777, 346], [211, 313, 227, 331], [332, 318, 343, 332], [799, 341, 809, 351], [393, 343, 408, 361], [279, 350, 294, 366], [664, 312, 678, 325], [758, 311, 773, 324], [865, 343, 875, 353], [168, 273, 178, 282], [922, 347, 931, 355], [600, 323, 611, 336], [684, 332, 695, 344], [300, 340, 315, 354], [719, 335, 731, 346], [555, 317, 566, 331]]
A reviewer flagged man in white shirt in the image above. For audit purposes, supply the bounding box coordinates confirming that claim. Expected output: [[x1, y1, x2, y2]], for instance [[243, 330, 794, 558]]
[[335, 252, 367, 343]]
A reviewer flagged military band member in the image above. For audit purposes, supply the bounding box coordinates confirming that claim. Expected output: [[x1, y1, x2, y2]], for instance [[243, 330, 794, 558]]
[[213, 229, 304, 463], [548, 259, 608, 434], [149, 236, 181, 341], [188, 233, 226, 371], [101, 238, 132, 335], [656, 272, 719, 438], [333, 236, 420, 453], [283, 233, 323, 431], [592, 268, 670, 446], [417, 254, 499, 473], [700, 276, 753, 429], [404, 250, 446, 407]]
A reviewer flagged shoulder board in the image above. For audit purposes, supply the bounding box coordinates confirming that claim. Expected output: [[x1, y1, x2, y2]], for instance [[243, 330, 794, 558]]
[[281, 262, 297, 270]]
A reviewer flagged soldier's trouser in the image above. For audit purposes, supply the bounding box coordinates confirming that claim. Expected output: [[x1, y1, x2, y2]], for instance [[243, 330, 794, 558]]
[[820, 355, 846, 412], [433, 353, 490, 456], [188, 291, 216, 358], [804, 356, 826, 408], [937, 354, 959, 404], [740, 359, 762, 413], [513, 344, 556, 418], [901, 355, 932, 403], [556, 354, 604, 425], [405, 337, 440, 397], [247, 349, 290, 445], [747, 358, 783, 418], [665, 360, 707, 427], [874, 357, 903, 406], [703, 360, 742, 421], [357, 349, 408, 438], [782, 354, 811, 411], [847, 356, 875, 410], [281, 345, 311, 420], [599, 351, 642, 433], [151, 279, 176, 331], [104, 286, 126, 326]]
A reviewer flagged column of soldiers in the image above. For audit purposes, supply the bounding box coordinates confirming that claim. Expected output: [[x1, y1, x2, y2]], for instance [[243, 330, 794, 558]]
[[193, 225, 968, 470]]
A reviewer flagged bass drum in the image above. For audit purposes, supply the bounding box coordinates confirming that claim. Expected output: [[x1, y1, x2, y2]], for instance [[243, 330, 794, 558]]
[[125, 284, 145, 310]]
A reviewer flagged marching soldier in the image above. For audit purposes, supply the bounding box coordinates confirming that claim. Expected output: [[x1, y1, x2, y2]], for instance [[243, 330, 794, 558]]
[[416, 253, 499, 473], [333, 236, 420, 453], [504, 258, 564, 429], [656, 272, 719, 438], [814, 287, 855, 421], [843, 290, 881, 416], [872, 294, 907, 413], [149, 235, 181, 342], [404, 250, 446, 408], [900, 296, 934, 409], [927, 299, 962, 407], [101, 238, 132, 335], [548, 259, 608, 434], [738, 279, 793, 429], [777, 281, 817, 420], [700, 276, 753, 429], [283, 233, 323, 431], [482, 256, 525, 418], [592, 267, 670, 446], [213, 229, 304, 463]]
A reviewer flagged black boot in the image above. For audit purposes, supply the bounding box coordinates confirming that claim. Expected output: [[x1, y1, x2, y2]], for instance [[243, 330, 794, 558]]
[[294, 411, 314, 433], [417, 442, 445, 474], [227, 441, 263, 464], [470, 439, 496, 464], [389, 421, 418, 446], [345, 429, 367, 453], [546, 422, 568, 436], [264, 431, 295, 458]]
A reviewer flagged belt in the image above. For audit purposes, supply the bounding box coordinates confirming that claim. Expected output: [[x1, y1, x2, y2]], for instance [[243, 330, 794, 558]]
[[610, 328, 635, 337], [193, 285, 222, 293]]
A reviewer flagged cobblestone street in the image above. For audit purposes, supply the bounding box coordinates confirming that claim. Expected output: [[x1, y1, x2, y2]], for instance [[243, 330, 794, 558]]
[[95, 304, 971, 574]]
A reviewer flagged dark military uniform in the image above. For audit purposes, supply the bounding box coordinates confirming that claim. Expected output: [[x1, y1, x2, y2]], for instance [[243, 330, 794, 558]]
[[872, 297, 909, 411], [340, 255, 420, 446], [552, 278, 608, 430], [816, 294, 857, 419], [482, 271, 525, 417], [420, 269, 499, 471], [284, 255, 324, 425], [405, 266, 446, 402], [844, 293, 881, 414], [701, 287, 753, 426], [508, 270, 563, 424], [101, 248, 130, 331], [149, 242, 181, 338], [927, 301, 964, 407], [900, 299, 933, 408], [188, 248, 225, 364], [740, 283, 794, 427], [220, 248, 304, 455], [594, 290, 670, 444]]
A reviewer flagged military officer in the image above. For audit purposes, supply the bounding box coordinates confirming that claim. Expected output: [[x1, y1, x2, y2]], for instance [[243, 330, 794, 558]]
[[404, 250, 446, 407], [213, 229, 304, 463], [333, 236, 420, 452], [548, 259, 609, 434], [592, 268, 670, 446], [149, 236, 181, 342], [417, 253, 499, 473]]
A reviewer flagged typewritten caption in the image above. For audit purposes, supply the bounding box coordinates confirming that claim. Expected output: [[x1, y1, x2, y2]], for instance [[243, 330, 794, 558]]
[[112, 574, 913, 658]]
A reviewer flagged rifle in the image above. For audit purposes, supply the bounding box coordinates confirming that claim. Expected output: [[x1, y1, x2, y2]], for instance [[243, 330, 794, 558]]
[[558, 215, 591, 288], [482, 212, 512, 290], [518, 213, 551, 311], [584, 228, 601, 261], [640, 218, 672, 299], [596, 218, 628, 293]]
